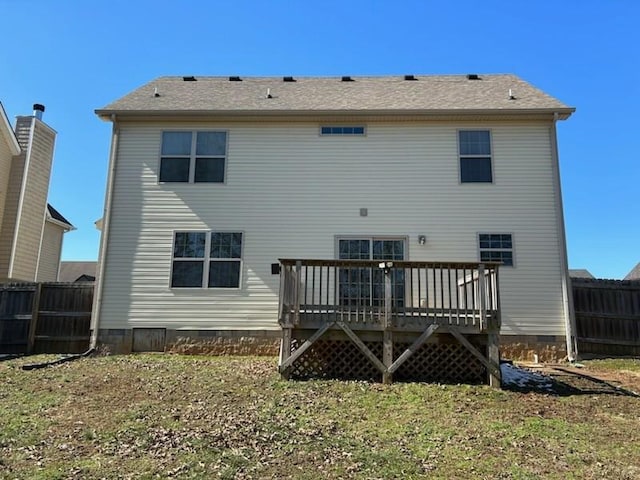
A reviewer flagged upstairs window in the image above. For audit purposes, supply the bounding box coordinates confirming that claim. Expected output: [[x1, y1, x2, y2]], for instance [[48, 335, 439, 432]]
[[320, 126, 365, 136], [459, 130, 492, 183], [160, 131, 227, 183], [478, 233, 513, 266], [171, 231, 243, 288]]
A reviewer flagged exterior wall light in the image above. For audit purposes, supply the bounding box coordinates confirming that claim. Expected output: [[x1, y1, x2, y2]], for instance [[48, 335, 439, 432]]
[[418, 235, 427, 245]]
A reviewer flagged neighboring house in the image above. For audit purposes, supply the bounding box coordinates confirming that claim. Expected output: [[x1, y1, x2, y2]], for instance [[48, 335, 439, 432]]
[[624, 262, 640, 281], [93, 74, 576, 361], [58, 261, 97, 282], [0, 103, 74, 283], [38, 204, 74, 281], [569, 269, 595, 279]]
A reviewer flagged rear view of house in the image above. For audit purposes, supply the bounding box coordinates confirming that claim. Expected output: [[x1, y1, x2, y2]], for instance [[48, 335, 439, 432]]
[[94, 74, 575, 383], [0, 103, 73, 283]]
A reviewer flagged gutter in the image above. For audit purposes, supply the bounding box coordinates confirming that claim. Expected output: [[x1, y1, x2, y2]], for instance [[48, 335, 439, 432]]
[[95, 107, 576, 121], [550, 111, 578, 361], [45, 216, 76, 231], [90, 115, 119, 349]]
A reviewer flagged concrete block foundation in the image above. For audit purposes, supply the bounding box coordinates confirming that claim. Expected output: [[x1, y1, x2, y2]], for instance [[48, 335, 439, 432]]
[[97, 328, 280, 356], [97, 329, 568, 362]]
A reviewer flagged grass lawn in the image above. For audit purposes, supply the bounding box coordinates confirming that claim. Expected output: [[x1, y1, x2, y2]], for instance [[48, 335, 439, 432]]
[[1, 354, 639, 479]]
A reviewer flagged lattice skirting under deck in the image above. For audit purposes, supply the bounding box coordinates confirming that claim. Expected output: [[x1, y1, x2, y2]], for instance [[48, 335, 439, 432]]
[[288, 338, 486, 384]]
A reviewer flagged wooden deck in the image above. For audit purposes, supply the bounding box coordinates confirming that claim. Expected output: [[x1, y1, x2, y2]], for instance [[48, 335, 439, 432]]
[[278, 259, 502, 386]]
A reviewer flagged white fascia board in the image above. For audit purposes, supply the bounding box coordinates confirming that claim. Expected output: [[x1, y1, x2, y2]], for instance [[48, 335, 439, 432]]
[[0, 103, 21, 155], [46, 214, 75, 231]]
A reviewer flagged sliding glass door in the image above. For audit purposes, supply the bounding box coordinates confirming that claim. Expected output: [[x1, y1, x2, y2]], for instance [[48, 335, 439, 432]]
[[338, 238, 406, 308]]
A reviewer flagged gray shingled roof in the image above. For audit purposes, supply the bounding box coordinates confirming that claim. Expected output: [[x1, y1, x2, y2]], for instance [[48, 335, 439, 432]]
[[47, 204, 74, 229], [569, 269, 595, 279], [96, 74, 574, 118], [624, 262, 640, 280], [58, 261, 97, 282]]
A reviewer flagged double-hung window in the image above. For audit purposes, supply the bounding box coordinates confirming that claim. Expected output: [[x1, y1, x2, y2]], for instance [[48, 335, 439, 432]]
[[478, 233, 514, 266], [171, 231, 243, 288], [160, 131, 227, 183], [459, 130, 492, 183]]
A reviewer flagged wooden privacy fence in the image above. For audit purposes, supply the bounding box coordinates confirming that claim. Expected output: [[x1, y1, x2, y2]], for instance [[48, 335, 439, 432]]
[[573, 278, 640, 356], [0, 282, 93, 354]]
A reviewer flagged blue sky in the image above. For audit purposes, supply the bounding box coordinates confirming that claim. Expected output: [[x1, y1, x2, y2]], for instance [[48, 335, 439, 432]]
[[1, 0, 638, 279]]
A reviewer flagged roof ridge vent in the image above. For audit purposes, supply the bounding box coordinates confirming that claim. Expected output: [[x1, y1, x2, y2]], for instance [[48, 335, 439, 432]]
[[283, 76, 296, 82], [229, 76, 242, 82], [182, 76, 196, 81], [341, 76, 354, 82], [404, 75, 417, 81], [466, 74, 481, 80]]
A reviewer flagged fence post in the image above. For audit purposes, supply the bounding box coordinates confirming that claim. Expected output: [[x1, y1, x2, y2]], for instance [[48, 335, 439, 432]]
[[27, 283, 42, 354]]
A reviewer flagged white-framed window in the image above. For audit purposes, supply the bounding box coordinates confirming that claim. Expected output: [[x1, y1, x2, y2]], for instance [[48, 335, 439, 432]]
[[159, 131, 227, 183], [171, 231, 243, 288], [478, 233, 513, 266], [459, 130, 492, 183], [320, 126, 365, 136]]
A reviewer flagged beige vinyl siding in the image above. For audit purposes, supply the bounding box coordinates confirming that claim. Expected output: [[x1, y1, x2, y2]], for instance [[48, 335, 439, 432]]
[[8, 119, 56, 281], [36, 221, 64, 281], [99, 120, 567, 336], [0, 119, 32, 280], [0, 133, 14, 271]]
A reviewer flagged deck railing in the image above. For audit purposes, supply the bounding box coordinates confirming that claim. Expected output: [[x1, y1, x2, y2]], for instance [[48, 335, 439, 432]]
[[279, 259, 501, 333]]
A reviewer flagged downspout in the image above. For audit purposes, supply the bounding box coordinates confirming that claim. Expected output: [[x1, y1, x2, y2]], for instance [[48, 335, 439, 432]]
[[55, 226, 63, 281], [550, 112, 578, 361], [90, 115, 119, 348]]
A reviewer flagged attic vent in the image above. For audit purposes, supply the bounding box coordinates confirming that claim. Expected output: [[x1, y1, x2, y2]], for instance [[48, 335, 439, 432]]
[[404, 75, 417, 81], [466, 74, 480, 80], [341, 76, 354, 82], [182, 76, 197, 81], [229, 76, 242, 82], [283, 76, 296, 82]]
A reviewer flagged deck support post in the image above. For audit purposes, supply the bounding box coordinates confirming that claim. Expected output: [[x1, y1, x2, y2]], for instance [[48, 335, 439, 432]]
[[279, 327, 292, 380], [382, 266, 393, 384], [487, 330, 501, 387], [382, 330, 393, 384]]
